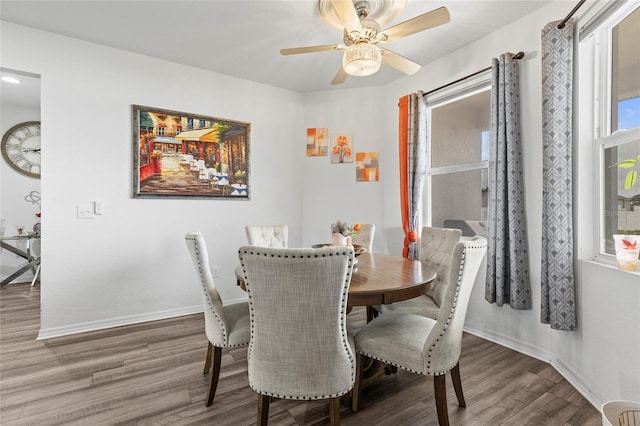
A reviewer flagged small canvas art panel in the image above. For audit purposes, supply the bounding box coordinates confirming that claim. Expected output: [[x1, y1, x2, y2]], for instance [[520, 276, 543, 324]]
[[356, 152, 379, 182], [307, 128, 328, 156], [132, 105, 250, 199], [331, 133, 353, 164]]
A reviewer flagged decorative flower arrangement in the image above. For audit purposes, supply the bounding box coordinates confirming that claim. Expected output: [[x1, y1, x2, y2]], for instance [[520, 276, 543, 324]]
[[33, 212, 41, 236], [331, 219, 361, 237]]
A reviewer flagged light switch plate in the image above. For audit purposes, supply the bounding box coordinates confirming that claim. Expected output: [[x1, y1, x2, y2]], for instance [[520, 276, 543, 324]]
[[94, 201, 104, 215]]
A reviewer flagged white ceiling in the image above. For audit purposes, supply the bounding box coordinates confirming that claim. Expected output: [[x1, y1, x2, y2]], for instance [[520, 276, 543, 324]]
[[0, 69, 41, 110], [1, 0, 554, 104]]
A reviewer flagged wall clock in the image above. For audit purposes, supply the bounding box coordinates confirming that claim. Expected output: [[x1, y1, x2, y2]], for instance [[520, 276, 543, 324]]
[[1, 121, 41, 178]]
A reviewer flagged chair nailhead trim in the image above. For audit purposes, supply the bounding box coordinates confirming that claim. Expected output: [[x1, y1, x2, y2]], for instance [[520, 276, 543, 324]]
[[249, 384, 354, 400], [425, 247, 467, 373], [188, 235, 228, 345], [239, 247, 356, 398], [187, 234, 250, 349]]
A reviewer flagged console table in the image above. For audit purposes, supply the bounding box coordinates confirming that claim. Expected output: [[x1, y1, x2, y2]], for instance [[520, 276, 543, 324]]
[[1, 235, 41, 286]]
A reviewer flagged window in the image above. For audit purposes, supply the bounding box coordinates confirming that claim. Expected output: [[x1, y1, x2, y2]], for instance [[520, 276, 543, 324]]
[[424, 72, 491, 234], [590, 4, 640, 256]]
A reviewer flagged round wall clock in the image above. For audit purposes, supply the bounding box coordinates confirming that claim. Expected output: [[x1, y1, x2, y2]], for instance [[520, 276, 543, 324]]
[[1, 121, 41, 178]]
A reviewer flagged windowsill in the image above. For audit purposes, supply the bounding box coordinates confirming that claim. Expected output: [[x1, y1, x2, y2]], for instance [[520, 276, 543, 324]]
[[580, 257, 640, 276]]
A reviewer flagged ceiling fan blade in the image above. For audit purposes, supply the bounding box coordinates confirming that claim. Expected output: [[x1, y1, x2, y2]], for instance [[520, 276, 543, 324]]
[[331, 67, 348, 85], [381, 49, 421, 75], [381, 6, 450, 42], [329, 0, 362, 31], [280, 44, 342, 56]]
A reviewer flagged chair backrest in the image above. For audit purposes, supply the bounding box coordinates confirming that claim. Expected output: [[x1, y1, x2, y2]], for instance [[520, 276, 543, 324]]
[[423, 237, 487, 374], [185, 231, 232, 347], [420, 226, 462, 307], [351, 224, 375, 253], [245, 224, 288, 248], [238, 245, 355, 399]]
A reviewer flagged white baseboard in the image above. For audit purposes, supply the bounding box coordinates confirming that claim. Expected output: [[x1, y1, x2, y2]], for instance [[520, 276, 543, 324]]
[[464, 324, 601, 410], [464, 324, 553, 363], [550, 354, 605, 409], [37, 304, 204, 340]]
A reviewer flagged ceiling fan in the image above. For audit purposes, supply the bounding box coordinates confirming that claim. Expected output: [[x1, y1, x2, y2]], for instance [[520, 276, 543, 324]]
[[280, 0, 450, 85]]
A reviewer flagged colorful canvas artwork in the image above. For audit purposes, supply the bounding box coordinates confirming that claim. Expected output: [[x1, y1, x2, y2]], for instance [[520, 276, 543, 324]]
[[330, 133, 353, 164], [132, 105, 250, 199], [306, 128, 328, 156], [356, 152, 379, 182]]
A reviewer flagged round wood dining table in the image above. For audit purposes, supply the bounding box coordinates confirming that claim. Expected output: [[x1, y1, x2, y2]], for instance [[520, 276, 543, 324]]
[[347, 252, 436, 310], [235, 251, 437, 311]]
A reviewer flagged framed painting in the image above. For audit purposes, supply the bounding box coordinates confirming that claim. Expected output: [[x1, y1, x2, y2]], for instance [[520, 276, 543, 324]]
[[356, 152, 379, 182], [307, 128, 328, 156], [132, 105, 250, 199], [330, 132, 353, 164]]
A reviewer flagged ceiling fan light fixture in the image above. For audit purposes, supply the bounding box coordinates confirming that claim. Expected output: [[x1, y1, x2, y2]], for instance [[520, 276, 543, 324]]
[[342, 43, 382, 76]]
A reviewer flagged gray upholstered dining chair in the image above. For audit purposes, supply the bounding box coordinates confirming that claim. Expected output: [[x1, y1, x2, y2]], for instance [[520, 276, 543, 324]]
[[351, 223, 375, 253], [245, 224, 288, 248], [238, 245, 356, 426], [241, 224, 288, 287], [185, 231, 250, 407], [351, 237, 487, 426], [381, 226, 462, 319]]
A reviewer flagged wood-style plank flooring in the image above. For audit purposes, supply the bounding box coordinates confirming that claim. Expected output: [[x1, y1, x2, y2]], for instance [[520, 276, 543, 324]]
[[0, 282, 601, 425]]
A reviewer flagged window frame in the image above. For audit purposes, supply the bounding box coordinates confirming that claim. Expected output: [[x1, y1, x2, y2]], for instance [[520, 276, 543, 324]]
[[583, 1, 640, 265], [423, 70, 491, 227]]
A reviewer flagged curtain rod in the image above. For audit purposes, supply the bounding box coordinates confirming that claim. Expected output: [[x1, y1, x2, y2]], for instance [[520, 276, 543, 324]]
[[423, 51, 524, 97], [558, 0, 586, 29]]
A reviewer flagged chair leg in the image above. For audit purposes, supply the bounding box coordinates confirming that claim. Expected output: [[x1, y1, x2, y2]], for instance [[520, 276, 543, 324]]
[[205, 346, 222, 407], [257, 393, 270, 426], [434, 374, 449, 426], [351, 353, 365, 413], [451, 362, 466, 407], [366, 306, 379, 322], [330, 396, 341, 425], [342, 389, 352, 407], [203, 342, 213, 374]]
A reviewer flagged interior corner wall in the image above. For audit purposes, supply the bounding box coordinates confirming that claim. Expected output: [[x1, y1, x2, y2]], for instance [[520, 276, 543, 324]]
[[1, 21, 303, 338], [299, 89, 389, 253]]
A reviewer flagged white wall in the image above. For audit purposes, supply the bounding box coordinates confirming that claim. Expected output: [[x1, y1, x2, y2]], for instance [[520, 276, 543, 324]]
[[1, 103, 41, 280], [300, 89, 387, 252], [1, 22, 303, 338], [2, 0, 638, 409]]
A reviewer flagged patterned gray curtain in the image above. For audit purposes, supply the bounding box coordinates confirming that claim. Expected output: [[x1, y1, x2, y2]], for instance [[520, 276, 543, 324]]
[[485, 53, 532, 310], [541, 19, 576, 331], [405, 92, 427, 260]]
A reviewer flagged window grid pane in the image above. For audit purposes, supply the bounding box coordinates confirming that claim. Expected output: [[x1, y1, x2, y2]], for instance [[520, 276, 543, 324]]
[[600, 6, 640, 255], [426, 83, 490, 235]]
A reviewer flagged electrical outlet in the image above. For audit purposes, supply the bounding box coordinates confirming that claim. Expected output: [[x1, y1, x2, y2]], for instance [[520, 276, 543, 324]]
[[77, 204, 95, 218], [211, 266, 220, 278]]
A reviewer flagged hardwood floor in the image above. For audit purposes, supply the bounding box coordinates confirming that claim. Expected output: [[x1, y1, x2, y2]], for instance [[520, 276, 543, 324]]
[[0, 282, 601, 425]]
